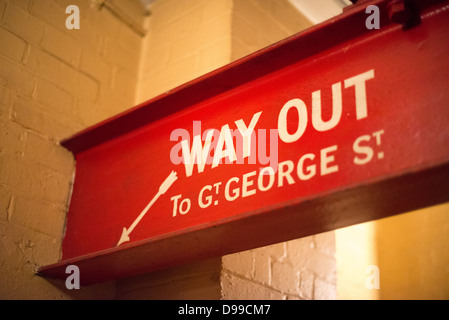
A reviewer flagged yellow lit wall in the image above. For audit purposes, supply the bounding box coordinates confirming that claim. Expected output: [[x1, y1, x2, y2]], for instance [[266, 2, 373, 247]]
[[336, 222, 380, 299], [0, 0, 141, 299], [336, 204, 449, 300], [376, 203, 449, 299]]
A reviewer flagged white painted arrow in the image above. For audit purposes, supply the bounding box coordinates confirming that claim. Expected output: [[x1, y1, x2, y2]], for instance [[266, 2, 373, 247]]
[[117, 170, 178, 246]]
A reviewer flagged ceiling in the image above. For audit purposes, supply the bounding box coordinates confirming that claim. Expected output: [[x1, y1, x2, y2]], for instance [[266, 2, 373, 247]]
[[132, 0, 353, 24], [288, 0, 353, 24], [103, 0, 353, 36]]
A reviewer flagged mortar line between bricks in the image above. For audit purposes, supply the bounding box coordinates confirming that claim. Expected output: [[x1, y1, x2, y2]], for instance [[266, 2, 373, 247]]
[[43, 48, 101, 86], [222, 268, 303, 300]]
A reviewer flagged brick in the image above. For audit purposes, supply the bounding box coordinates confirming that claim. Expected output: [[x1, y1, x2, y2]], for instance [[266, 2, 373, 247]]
[[42, 25, 82, 67], [0, 221, 61, 268], [271, 291, 288, 300], [0, 1, 6, 19], [0, 56, 36, 97], [111, 67, 137, 94], [260, 242, 286, 261], [80, 51, 113, 85], [222, 250, 254, 278], [11, 195, 66, 238], [98, 84, 134, 118], [22, 45, 63, 78], [200, 0, 233, 25], [3, 2, 45, 44], [260, 22, 289, 47], [0, 119, 26, 156], [286, 236, 336, 284], [269, 0, 312, 35], [314, 231, 336, 258], [29, 0, 66, 31], [5, 0, 31, 11], [0, 27, 27, 62], [24, 131, 74, 176], [0, 85, 14, 119], [12, 96, 81, 139], [33, 78, 75, 115], [305, 251, 337, 284], [138, 53, 200, 100], [116, 23, 142, 51], [299, 270, 314, 300], [0, 221, 26, 271], [151, 9, 202, 46], [236, 0, 288, 46], [71, 72, 99, 104], [231, 37, 259, 61], [0, 184, 13, 221], [136, 77, 157, 103], [87, 7, 121, 40], [314, 277, 336, 300], [0, 216, 117, 299], [75, 98, 101, 128], [253, 249, 270, 285], [0, 155, 72, 205], [271, 260, 299, 294], [151, 0, 208, 32], [70, 19, 106, 55], [221, 273, 271, 300], [103, 39, 140, 74], [139, 44, 171, 78], [286, 236, 315, 262], [172, 18, 231, 59], [199, 37, 231, 75], [24, 46, 99, 102], [232, 13, 264, 50], [147, 0, 171, 28]]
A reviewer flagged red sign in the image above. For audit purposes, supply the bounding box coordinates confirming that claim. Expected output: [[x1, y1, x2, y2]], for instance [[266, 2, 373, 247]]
[[40, 0, 449, 284]]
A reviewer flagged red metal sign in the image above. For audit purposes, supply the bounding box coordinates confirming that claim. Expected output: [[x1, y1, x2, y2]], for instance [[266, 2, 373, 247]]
[[39, 0, 449, 285]]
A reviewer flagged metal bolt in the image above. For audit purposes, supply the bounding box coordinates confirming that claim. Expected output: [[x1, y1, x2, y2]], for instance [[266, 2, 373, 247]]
[[387, 0, 412, 25]]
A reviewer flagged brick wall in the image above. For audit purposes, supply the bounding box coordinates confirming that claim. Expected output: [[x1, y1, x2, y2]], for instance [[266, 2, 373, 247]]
[[136, 0, 233, 103], [231, 0, 311, 61], [0, 0, 141, 299], [221, 232, 336, 300]]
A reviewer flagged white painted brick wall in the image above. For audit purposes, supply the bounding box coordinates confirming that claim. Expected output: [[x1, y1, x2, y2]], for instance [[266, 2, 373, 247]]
[[136, 0, 233, 103], [0, 0, 141, 299], [222, 233, 336, 300]]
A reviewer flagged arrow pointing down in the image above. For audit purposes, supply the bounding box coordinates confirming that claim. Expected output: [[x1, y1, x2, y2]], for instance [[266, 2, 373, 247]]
[[117, 170, 178, 246]]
